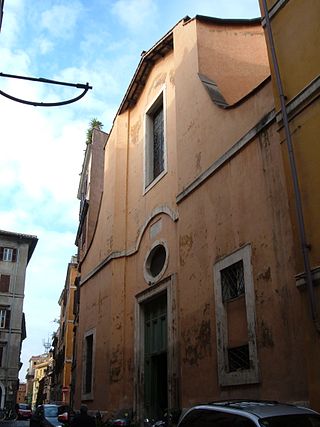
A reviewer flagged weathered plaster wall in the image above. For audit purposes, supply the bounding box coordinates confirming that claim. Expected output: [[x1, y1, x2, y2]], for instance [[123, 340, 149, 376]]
[[74, 13, 313, 415], [173, 18, 273, 193], [197, 19, 270, 105]]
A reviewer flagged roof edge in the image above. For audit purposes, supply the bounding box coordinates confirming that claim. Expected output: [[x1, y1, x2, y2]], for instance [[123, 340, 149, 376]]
[[195, 15, 262, 25], [0, 229, 38, 263], [117, 16, 191, 116]]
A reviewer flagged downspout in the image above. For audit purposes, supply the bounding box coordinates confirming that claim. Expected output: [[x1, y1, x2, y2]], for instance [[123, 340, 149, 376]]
[[261, 0, 320, 333]]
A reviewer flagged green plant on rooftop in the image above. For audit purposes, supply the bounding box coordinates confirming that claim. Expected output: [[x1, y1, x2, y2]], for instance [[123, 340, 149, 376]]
[[86, 118, 103, 145]]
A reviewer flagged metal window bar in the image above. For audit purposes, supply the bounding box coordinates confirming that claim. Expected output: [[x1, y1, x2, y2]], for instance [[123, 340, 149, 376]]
[[221, 260, 245, 302], [153, 106, 164, 179], [227, 344, 250, 372]]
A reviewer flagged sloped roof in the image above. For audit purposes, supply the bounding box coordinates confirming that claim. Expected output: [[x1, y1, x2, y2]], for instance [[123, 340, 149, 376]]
[[118, 28, 175, 114], [0, 229, 38, 263]]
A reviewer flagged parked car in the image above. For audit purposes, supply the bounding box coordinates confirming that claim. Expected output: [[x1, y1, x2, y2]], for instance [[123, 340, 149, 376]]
[[177, 400, 320, 427], [30, 403, 74, 427], [17, 403, 32, 420]]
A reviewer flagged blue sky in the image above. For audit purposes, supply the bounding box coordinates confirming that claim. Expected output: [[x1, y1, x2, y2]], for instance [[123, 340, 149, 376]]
[[0, 0, 261, 380]]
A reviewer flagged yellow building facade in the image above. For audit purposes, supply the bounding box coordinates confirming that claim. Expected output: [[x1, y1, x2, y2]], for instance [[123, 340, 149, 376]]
[[31, 354, 52, 409], [52, 256, 77, 405], [259, 0, 320, 410]]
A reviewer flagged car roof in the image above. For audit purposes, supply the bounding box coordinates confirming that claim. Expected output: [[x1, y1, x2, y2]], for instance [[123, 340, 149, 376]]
[[186, 401, 318, 419]]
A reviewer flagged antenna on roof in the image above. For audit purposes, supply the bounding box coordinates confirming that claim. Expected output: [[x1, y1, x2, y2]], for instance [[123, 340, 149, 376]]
[[42, 337, 51, 353]]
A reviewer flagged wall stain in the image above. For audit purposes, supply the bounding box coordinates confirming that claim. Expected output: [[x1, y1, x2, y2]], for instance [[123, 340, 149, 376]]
[[259, 320, 274, 348], [169, 69, 175, 86], [153, 72, 166, 89], [196, 152, 202, 173], [110, 345, 122, 383], [256, 266, 271, 282], [182, 314, 211, 366], [179, 233, 193, 266], [130, 119, 141, 145]]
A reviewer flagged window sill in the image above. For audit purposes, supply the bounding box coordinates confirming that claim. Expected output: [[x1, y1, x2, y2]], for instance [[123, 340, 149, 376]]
[[144, 170, 167, 195], [295, 266, 320, 289]]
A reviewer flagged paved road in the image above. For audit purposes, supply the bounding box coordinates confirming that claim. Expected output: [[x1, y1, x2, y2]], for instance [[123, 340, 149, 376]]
[[0, 420, 29, 427]]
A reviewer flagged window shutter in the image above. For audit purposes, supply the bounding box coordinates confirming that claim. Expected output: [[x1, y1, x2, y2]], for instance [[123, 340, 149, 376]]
[[0, 247, 3, 261], [0, 275, 10, 292], [5, 310, 10, 329], [12, 248, 17, 262]]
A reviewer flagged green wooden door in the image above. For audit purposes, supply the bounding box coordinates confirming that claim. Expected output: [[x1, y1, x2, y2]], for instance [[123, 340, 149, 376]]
[[144, 293, 167, 419]]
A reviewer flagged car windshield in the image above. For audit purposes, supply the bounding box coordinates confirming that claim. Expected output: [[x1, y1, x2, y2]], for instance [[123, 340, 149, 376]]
[[44, 406, 58, 417], [259, 414, 320, 427]]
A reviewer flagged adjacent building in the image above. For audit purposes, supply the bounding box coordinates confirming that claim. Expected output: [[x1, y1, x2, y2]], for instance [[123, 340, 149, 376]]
[[51, 256, 77, 405], [259, 0, 320, 411], [0, 230, 37, 409], [16, 382, 26, 403], [28, 353, 52, 409]]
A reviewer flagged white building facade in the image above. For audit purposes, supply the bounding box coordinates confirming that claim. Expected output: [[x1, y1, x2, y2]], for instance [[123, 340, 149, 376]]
[[0, 230, 37, 409]]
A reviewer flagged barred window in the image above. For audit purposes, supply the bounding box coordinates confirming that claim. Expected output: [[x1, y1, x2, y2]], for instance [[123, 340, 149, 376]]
[[227, 344, 250, 372], [213, 245, 259, 386], [152, 106, 164, 179], [145, 90, 166, 189], [221, 260, 245, 302]]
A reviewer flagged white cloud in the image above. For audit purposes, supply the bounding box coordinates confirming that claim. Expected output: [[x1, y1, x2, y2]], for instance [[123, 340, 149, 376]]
[[36, 37, 55, 55], [40, 2, 84, 39], [0, 0, 25, 47], [0, 47, 31, 74], [112, 0, 158, 32]]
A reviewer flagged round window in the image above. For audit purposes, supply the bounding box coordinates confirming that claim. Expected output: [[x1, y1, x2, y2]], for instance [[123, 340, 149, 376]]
[[144, 243, 168, 284]]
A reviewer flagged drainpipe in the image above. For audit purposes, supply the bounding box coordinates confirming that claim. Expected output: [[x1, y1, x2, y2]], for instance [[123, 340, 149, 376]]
[[261, 0, 320, 333]]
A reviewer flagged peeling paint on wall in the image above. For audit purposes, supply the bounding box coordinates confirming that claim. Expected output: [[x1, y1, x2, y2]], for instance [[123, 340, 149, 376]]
[[256, 266, 271, 282], [182, 307, 212, 366], [179, 233, 193, 266], [110, 345, 123, 383], [259, 320, 274, 348], [130, 119, 141, 145]]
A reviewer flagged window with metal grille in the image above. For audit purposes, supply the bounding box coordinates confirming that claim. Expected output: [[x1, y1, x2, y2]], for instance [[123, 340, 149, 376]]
[[221, 260, 245, 302], [213, 244, 259, 386], [227, 344, 250, 372], [152, 106, 164, 179], [0, 274, 10, 292], [145, 91, 166, 188]]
